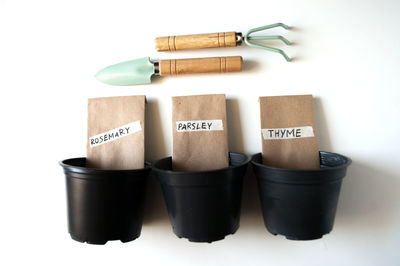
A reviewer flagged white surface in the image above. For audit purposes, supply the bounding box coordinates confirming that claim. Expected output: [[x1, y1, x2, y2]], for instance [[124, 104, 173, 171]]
[[1, 0, 399, 265]]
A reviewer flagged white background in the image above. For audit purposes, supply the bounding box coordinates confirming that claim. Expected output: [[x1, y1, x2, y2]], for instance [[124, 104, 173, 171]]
[[1, 0, 399, 265]]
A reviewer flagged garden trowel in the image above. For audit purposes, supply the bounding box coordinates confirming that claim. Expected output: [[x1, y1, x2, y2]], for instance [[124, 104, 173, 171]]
[[95, 56, 242, 86]]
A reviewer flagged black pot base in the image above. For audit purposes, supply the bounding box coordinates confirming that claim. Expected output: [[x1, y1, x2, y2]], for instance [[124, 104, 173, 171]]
[[268, 231, 324, 241], [285, 235, 323, 241], [175, 226, 238, 243], [188, 235, 225, 243], [70, 235, 107, 245], [70, 233, 140, 245]]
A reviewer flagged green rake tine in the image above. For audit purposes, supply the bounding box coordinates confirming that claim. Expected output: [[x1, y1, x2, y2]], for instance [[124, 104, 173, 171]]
[[244, 23, 292, 62], [245, 42, 291, 62], [247, 35, 292, 46], [247, 23, 291, 34]]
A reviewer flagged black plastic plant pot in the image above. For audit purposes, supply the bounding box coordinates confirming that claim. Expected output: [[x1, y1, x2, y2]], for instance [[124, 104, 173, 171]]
[[251, 152, 351, 240], [59, 158, 151, 244], [153, 152, 250, 243]]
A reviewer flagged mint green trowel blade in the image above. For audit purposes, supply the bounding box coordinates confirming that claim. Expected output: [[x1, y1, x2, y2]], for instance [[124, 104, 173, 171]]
[[95, 57, 155, 86]]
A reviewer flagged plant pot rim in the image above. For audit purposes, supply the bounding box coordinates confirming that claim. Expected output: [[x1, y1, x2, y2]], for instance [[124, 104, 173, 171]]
[[251, 151, 351, 184], [60, 157, 151, 178], [153, 152, 250, 176], [251, 151, 351, 172]]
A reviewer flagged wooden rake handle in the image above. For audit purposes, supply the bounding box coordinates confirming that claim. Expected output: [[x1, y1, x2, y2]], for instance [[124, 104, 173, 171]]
[[158, 56, 242, 76], [155, 32, 239, 51]]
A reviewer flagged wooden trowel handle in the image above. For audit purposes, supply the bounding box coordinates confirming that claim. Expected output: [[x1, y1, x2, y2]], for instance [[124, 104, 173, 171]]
[[155, 32, 239, 51], [158, 56, 242, 76]]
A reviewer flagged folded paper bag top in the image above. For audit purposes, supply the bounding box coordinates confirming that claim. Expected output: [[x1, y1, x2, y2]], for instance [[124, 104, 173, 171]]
[[172, 94, 229, 171], [259, 95, 320, 169], [86, 95, 145, 170]]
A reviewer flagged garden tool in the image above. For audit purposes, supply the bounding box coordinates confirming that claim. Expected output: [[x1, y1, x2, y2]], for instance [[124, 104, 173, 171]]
[[155, 23, 292, 62], [95, 56, 242, 86]]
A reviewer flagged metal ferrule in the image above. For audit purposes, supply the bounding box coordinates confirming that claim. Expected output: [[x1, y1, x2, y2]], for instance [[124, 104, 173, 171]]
[[235, 32, 243, 45], [153, 61, 160, 75]]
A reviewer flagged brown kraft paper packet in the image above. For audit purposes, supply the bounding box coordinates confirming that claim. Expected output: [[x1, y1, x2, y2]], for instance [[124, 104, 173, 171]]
[[172, 94, 229, 171], [259, 95, 319, 169], [86, 95, 145, 170]]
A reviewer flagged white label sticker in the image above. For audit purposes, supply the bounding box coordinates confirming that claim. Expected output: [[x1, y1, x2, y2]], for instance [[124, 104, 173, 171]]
[[176, 119, 224, 132], [262, 126, 314, 140], [89, 121, 142, 148]]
